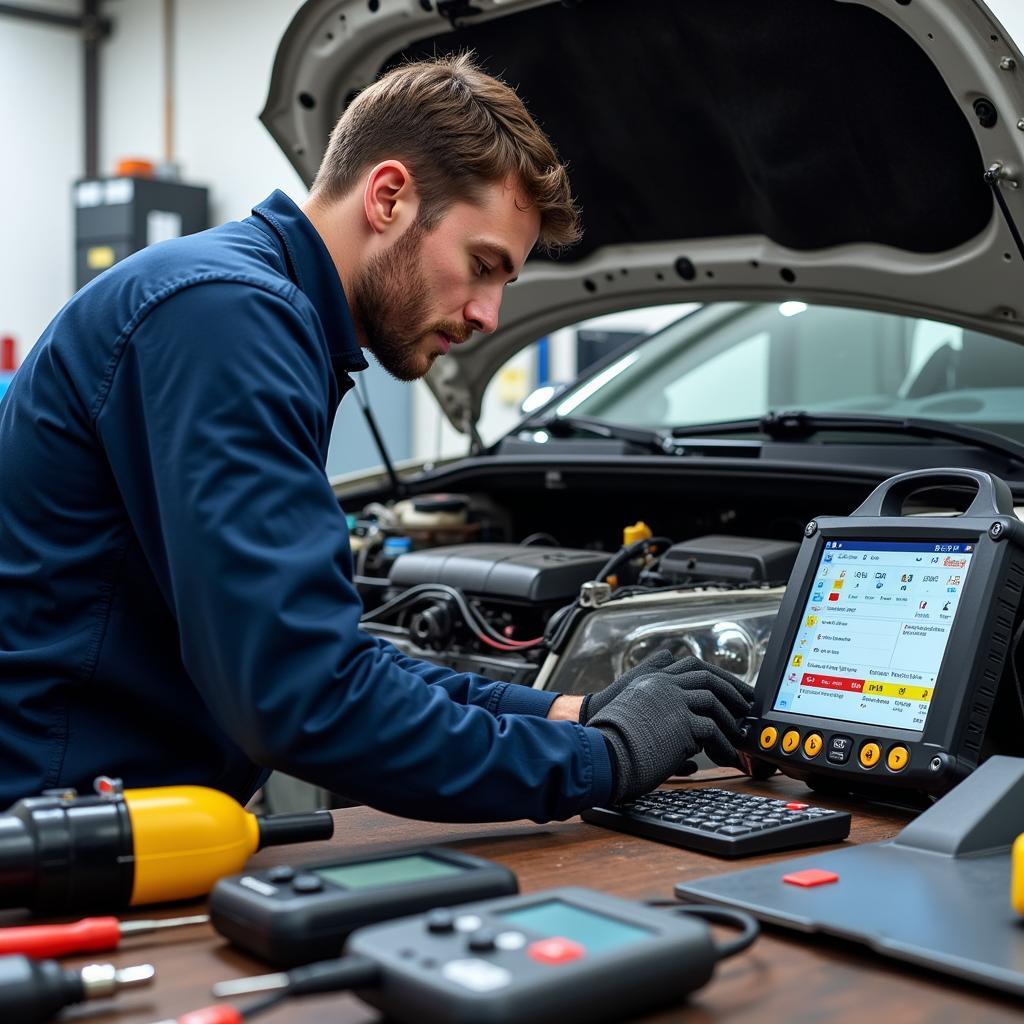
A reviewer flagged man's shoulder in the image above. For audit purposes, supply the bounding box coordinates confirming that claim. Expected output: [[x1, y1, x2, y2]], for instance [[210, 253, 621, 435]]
[[122, 216, 298, 307], [67, 215, 299, 339]]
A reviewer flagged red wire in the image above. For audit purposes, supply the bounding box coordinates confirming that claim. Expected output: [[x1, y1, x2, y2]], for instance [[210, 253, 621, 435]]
[[476, 633, 544, 652]]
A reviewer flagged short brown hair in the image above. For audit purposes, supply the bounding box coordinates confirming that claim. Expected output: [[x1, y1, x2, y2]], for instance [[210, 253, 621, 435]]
[[310, 53, 581, 254]]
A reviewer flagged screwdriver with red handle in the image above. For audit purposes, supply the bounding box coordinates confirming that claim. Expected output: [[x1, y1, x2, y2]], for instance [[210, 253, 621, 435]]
[[0, 914, 209, 958]]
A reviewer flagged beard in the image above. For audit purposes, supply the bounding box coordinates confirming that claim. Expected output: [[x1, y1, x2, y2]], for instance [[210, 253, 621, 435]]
[[348, 221, 469, 382]]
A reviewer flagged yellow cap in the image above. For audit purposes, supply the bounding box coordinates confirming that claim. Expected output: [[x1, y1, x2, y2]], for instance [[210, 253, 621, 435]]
[[125, 785, 261, 905], [623, 521, 653, 546]]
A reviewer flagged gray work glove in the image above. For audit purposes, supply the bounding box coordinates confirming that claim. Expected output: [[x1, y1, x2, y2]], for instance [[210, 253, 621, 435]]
[[578, 649, 676, 724], [657, 657, 775, 780], [588, 664, 755, 803]]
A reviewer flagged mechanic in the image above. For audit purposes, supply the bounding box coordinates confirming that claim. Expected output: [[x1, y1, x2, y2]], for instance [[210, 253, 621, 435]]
[[0, 54, 754, 821]]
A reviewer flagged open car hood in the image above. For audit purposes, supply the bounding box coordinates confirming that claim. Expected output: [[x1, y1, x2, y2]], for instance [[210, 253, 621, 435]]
[[263, 0, 1024, 435]]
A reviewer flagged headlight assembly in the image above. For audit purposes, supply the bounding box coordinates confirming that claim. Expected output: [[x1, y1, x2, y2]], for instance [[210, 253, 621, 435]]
[[539, 588, 785, 694]]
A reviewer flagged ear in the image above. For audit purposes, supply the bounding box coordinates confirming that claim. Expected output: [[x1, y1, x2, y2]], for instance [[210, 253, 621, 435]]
[[362, 160, 419, 236]]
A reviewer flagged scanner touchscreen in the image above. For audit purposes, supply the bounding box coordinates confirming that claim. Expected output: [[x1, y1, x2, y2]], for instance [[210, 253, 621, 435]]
[[774, 540, 974, 733]]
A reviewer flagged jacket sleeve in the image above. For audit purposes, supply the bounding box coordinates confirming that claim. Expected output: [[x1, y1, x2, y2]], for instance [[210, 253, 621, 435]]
[[93, 282, 610, 822], [370, 636, 559, 717]]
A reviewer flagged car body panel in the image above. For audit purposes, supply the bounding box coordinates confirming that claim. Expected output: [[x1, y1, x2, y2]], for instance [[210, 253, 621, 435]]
[[264, 0, 1024, 433]]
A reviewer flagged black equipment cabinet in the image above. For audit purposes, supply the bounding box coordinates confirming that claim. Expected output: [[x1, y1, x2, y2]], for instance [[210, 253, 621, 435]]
[[73, 176, 208, 289]]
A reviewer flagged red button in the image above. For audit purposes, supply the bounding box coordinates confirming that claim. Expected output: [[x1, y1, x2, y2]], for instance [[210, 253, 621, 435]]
[[785, 802, 809, 810], [527, 937, 585, 964], [783, 869, 839, 888]]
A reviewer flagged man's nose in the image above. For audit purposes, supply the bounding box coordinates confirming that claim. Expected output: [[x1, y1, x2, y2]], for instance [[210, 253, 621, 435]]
[[464, 292, 501, 335]]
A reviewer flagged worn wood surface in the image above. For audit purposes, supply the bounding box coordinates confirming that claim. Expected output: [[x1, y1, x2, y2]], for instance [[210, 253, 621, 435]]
[[46, 770, 1024, 1023]]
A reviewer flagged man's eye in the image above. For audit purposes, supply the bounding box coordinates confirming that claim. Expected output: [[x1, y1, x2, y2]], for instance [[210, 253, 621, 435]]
[[474, 258, 491, 278]]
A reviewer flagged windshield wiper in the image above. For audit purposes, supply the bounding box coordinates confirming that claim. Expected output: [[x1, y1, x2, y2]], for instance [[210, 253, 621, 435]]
[[667, 410, 1024, 466], [528, 414, 672, 454]]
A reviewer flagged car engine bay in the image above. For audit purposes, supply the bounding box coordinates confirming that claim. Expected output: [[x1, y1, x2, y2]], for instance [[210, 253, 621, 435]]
[[347, 472, 842, 695]]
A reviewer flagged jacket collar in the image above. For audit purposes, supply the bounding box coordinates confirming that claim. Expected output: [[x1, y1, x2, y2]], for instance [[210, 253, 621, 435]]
[[251, 190, 369, 375]]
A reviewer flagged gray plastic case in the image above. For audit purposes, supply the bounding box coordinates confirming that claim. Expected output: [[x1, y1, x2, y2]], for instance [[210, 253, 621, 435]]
[[676, 756, 1024, 995]]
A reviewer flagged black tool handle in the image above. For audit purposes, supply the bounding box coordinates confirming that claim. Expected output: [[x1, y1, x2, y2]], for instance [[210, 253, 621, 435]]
[[0, 955, 82, 1024], [850, 468, 1014, 520], [256, 811, 334, 849]]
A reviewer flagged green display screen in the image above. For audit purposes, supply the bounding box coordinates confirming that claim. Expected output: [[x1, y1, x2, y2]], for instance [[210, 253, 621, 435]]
[[496, 900, 653, 954], [314, 854, 464, 890]]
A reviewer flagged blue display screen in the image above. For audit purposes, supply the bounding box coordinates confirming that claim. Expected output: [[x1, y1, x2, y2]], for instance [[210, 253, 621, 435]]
[[773, 538, 974, 731], [314, 855, 463, 890], [496, 900, 653, 954]]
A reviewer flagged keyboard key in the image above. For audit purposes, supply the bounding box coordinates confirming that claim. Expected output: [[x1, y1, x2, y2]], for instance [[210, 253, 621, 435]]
[[580, 787, 852, 858]]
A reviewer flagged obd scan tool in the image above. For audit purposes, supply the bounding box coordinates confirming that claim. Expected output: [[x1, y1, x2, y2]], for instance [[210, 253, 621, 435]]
[[743, 469, 1024, 802]]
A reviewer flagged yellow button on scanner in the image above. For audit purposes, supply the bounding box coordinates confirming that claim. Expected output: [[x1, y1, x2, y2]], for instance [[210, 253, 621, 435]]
[[803, 733, 823, 758], [887, 745, 910, 772], [859, 742, 881, 769], [781, 729, 801, 754], [759, 726, 779, 750]]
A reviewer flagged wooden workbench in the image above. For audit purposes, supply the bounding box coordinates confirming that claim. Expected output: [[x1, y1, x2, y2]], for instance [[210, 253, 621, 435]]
[[44, 770, 1024, 1023]]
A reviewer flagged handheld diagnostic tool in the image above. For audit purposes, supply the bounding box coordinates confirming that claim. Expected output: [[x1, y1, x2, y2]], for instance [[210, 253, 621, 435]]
[[214, 887, 757, 1024], [209, 847, 518, 965], [346, 888, 734, 1024], [743, 469, 1024, 801]]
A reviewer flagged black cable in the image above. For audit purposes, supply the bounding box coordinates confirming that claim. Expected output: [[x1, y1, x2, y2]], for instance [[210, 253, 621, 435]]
[[645, 901, 760, 960], [284, 955, 381, 997], [985, 163, 1024, 266], [543, 600, 586, 652], [221, 957, 381, 1021], [361, 582, 544, 649], [350, 377, 405, 501], [520, 532, 561, 546], [239, 991, 289, 1019], [1010, 615, 1024, 730], [595, 536, 674, 584]]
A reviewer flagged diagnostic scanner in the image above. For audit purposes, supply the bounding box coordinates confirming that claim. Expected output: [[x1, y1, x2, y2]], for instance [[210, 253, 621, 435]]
[[743, 469, 1024, 801], [213, 887, 756, 1024], [209, 846, 518, 966], [347, 887, 731, 1024]]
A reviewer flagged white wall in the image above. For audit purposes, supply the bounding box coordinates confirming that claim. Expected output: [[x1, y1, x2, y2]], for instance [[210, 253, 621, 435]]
[[0, 0, 82, 361], [101, 0, 303, 225]]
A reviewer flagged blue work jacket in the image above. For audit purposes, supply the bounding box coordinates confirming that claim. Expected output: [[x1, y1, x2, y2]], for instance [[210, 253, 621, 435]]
[[0, 190, 613, 820]]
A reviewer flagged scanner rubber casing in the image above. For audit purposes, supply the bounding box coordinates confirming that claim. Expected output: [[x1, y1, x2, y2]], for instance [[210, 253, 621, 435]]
[[742, 469, 1024, 800]]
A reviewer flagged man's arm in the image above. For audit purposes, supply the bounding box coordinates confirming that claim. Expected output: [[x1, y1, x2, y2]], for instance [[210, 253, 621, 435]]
[[93, 283, 611, 823]]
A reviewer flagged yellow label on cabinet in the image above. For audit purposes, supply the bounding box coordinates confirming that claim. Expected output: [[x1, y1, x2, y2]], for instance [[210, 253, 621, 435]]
[[86, 245, 116, 269]]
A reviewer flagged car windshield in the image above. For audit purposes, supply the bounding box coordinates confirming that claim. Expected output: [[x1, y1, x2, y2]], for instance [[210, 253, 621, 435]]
[[552, 301, 1024, 444]]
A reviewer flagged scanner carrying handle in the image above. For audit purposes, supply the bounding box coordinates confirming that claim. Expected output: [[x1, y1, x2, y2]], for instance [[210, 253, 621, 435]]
[[850, 469, 1014, 520]]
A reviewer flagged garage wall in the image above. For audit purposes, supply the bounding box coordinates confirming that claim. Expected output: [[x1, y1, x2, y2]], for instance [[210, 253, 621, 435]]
[[0, 0, 554, 470], [0, 0, 83, 362]]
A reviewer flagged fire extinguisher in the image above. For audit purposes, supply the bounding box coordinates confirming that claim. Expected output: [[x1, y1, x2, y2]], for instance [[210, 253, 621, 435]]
[[0, 335, 17, 400]]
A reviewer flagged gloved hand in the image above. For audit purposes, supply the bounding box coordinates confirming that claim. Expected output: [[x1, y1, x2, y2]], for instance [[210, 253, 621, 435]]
[[587, 662, 755, 803], [660, 655, 756, 703], [579, 649, 675, 724]]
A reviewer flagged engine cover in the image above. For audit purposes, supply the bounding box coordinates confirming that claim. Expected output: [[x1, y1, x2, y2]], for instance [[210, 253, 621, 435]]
[[387, 544, 610, 604]]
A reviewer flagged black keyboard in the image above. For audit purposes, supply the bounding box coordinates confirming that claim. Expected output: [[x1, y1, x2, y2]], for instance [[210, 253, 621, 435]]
[[581, 787, 852, 858]]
